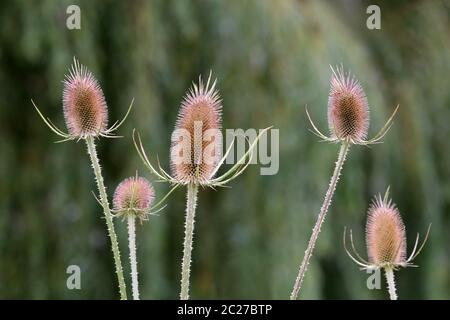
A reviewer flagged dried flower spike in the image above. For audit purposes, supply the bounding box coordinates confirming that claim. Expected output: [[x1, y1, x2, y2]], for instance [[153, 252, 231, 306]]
[[32, 57, 133, 142], [170, 73, 222, 185], [63, 58, 108, 138], [306, 65, 399, 145], [328, 66, 369, 143], [344, 188, 431, 300], [366, 193, 406, 266], [113, 175, 155, 222], [134, 72, 270, 189]]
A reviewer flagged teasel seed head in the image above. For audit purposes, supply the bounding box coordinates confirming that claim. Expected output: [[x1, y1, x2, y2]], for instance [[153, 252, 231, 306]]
[[113, 176, 155, 221], [327, 66, 369, 144], [344, 188, 431, 301], [170, 72, 222, 185], [366, 194, 406, 267], [63, 57, 108, 139]]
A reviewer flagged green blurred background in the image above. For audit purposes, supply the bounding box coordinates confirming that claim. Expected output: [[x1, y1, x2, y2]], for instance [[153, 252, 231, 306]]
[[0, 0, 449, 299]]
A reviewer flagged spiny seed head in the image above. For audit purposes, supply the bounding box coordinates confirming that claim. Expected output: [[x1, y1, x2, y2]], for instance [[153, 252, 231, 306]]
[[170, 73, 222, 185], [113, 176, 155, 219], [366, 194, 406, 266], [63, 58, 108, 139], [328, 66, 369, 143]]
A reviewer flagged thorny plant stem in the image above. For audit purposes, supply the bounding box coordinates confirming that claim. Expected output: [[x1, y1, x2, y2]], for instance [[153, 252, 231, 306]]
[[128, 216, 139, 300], [384, 267, 398, 300], [290, 141, 350, 300], [180, 183, 199, 300], [86, 136, 127, 300]]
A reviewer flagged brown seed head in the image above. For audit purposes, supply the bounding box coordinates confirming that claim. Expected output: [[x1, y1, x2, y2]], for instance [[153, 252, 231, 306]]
[[170, 74, 222, 185], [366, 194, 406, 266], [63, 58, 108, 138], [328, 66, 369, 143]]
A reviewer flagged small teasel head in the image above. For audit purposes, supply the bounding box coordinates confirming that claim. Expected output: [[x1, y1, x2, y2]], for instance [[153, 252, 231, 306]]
[[366, 192, 406, 267], [113, 175, 155, 221], [170, 72, 222, 185], [306, 65, 398, 146], [62, 57, 108, 139], [32, 57, 133, 142], [344, 187, 431, 270], [327, 66, 369, 144]]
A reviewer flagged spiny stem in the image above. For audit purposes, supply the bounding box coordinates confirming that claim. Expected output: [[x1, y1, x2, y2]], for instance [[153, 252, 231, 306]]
[[128, 216, 139, 300], [290, 141, 350, 300], [85, 136, 127, 300], [180, 183, 199, 300], [384, 267, 398, 300]]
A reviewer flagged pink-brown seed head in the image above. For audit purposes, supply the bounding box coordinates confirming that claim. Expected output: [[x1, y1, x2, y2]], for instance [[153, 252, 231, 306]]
[[63, 58, 108, 138], [366, 194, 407, 266], [327, 66, 369, 143], [170, 73, 222, 185], [113, 176, 155, 217]]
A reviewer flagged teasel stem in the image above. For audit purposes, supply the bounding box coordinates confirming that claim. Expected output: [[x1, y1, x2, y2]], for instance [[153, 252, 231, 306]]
[[85, 136, 127, 300], [384, 267, 398, 300], [127, 215, 139, 300], [291, 141, 350, 300], [180, 183, 199, 300]]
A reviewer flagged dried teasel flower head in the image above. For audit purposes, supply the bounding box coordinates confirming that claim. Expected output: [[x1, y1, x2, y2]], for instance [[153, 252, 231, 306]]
[[344, 188, 431, 270], [344, 188, 431, 300], [63, 57, 108, 139], [366, 193, 406, 266], [113, 175, 155, 221], [32, 57, 133, 142], [170, 72, 222, 185], [306, 65, 399, 146], [133, 72, 271, 189], [327, 66, 369, 144]]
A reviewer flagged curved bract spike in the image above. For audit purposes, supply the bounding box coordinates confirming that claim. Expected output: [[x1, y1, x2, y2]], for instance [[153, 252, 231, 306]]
[[350, 229, 370, 265], [54, 137, 76, 144], [100, 133, 124, 139], [150, 184, 180, 211], [147, 204, 167, 217], [407, 224, 432, 263], [105, 98, 134, 135], [406, 233, 420, 263], [208, 126, 272, 187], [358, 105, 399, 145], [45, 117, 69, 136], [32, 99, 73, 140], [212, 135, 253, 186], [343, 227, 371, 269], [108, 120, 120, 132], [305, 105, 336, 142], [157, 155, 175, 181], [208, 133, 237, 179], [403, 263, 419, 268], [211, 155, 252, 187], [132, 129, 174, 183]]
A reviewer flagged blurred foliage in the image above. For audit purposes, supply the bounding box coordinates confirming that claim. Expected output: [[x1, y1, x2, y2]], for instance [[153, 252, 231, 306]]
[[0, 0, 449, 299]]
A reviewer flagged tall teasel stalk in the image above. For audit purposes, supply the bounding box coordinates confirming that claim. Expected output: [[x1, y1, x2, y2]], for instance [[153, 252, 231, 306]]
[[133, 72, 271, 299], [344, 188, 431, 300], [112, 174, 168, 300], [290, 66, 399, 300], [32, 57, 133, 300]]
